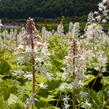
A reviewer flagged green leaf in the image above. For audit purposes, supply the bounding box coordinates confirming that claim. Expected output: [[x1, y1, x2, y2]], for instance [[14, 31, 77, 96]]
[[39, 95, 56, 102], [0, 59, 11, 75], [8, 94, 18, 105], [0, 96, 7, 109], [0, 79, 19, 100], [84, 75, 96, 86], [101, 77, 109, 86], [7, 94, 24, 109]]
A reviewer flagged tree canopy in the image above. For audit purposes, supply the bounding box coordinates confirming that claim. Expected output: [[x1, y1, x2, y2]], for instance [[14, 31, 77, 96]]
[[0, 0, 100, 19]]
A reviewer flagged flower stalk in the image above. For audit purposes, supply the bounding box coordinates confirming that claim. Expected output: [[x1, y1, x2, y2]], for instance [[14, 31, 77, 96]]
[[26, 18, 36, 109], [71, 40, 78, 109]]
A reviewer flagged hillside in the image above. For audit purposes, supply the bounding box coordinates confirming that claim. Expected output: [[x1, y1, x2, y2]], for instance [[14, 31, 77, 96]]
[[0, 0, 101, 19]]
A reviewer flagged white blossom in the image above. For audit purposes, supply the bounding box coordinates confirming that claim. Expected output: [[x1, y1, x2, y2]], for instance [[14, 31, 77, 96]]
[[37, 83, 48, 89]]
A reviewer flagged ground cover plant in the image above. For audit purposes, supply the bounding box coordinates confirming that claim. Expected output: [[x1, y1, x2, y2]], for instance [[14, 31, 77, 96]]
[[0, 0, 109, 109]]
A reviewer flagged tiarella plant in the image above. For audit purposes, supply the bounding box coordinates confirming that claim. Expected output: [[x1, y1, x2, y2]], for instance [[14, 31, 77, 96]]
[[0, 0, 109, 109]]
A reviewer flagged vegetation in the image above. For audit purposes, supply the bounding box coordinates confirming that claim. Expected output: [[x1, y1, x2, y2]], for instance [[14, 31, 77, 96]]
[[0, 20, 109, 108], [0, 0, 109, 109], [0, 0, 100, 20]]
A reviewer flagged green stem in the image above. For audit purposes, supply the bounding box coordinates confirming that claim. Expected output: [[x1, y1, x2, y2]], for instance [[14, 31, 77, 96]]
[[56, 92, 62, 107]]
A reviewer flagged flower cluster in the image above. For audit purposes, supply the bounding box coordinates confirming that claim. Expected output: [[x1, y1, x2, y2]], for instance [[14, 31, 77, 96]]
[[87, 0, 109, 24]]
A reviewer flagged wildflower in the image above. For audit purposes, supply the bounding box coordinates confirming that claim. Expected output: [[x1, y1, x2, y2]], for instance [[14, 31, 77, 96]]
[[24, 72, 32, 80], [72, 22, 80, 39], [102, 19, 107, 23], [0, 19, 3, 28], [62, 94, 70, 103], [57, 22, 64, 34], [85, 23, 104, 40], [17, 56, 26, 65], [78, 80, 84, 87], [61, 72, 69, 81], [24, 18, 41, 47], [69, 22, 73, 32], [63, 103, 71, 109], [58, 83, 70, 91], [46, 72, 53, 80], [103, 0, 109, 3], [36, 42, 44, 47], [17, 45, 24, 51], [37, 83, 48, 89], [96, 16, 101, 22], [55, 22, 65, 37], [26, 94, 38, 106], [41, 27, 52, 40], [102, 67, 107, 72], [13, 69, 24, 76], [80, 91, 89, 98], [84, 101, 92, 108]]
